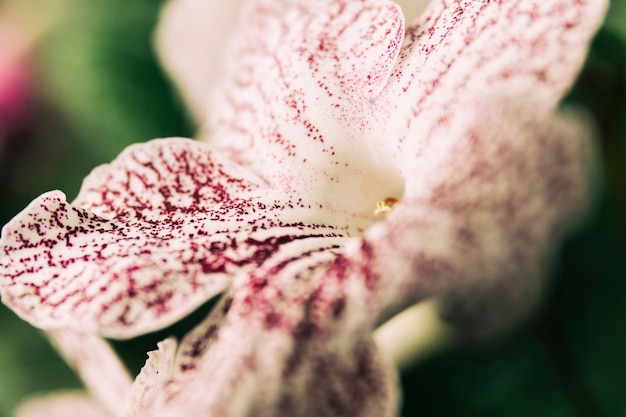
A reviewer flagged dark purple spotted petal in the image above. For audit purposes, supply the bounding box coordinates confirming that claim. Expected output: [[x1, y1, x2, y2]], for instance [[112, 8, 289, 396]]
[[0, 139, 348, 338], [121, 271, 398, 417]]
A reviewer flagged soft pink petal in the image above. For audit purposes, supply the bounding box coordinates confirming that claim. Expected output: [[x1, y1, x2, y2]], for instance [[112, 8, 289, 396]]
[[122, 245, 400, 416], [206, 0, 604, 229], [377, 0, 607, 171], [121, 279, 399, 417], [0, 139, 348, 338], [46, 330, 132, 415], [338, 97, 596, 335], [208, 0, 406, 228], [155, 0, 245, 123], [13, 392, 111, 417], [121, 338, 177, 416]]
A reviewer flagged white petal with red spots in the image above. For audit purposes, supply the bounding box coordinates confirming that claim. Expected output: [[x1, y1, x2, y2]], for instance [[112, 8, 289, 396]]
[[0, 0, 607, 415], [1, 139, 348, 338]]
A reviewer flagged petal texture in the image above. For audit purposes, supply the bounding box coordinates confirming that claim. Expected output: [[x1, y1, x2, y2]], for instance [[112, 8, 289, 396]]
[[208, 0, 406, 230], [122, 275, 398, 417], [206, 0, 605, 227], [340, 97, 596, 335], [0, 139, 347, 338], [378, 0, 607, 170]]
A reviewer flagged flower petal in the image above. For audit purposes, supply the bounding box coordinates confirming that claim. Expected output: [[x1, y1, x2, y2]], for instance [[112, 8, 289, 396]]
[[46, 330, 132, 415], [155, 0, 245, 123], [120, 239, 402, 416], [377, 0, 607, 170], [121, 337, 177, 416], [0, 139, 348, 338], [121, 284, 399, 417], [208, 0, 406, 225], [337, 96, 596, 336], [13, 392, 111, 417]]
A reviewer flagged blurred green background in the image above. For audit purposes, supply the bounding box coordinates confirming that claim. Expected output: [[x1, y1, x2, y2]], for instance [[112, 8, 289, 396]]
[[0, 1, 624, 416]]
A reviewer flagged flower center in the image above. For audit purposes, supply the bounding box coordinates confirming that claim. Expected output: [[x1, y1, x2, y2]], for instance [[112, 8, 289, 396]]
[[374, 197, 399, 216]]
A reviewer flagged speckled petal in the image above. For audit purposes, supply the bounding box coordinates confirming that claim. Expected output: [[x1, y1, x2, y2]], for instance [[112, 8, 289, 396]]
[[0, 139, 348, 338], [121, 281, 399, 417], [155, 0, 245, 123], [376, 0, 607, 170], [208, 0, 406, 229], [341, 97, 596, 335], [13, 392, 111, 417]]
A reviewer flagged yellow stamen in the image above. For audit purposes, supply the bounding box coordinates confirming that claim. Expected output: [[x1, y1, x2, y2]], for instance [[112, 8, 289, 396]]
[[375, 197, 399, 216]]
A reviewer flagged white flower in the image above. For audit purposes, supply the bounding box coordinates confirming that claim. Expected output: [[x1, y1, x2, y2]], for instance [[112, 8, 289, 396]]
[[0, 0, 606, 415]]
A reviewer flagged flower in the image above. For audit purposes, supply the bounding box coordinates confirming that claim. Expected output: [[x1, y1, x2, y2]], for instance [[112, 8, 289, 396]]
[[0, 0, 606, 416]]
